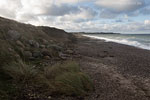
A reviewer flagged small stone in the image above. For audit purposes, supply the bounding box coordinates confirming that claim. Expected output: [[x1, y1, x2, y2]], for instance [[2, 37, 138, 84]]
[[43, 56, 50, 60], [29, 40, 39, 48], [41, 49, 51, 56], [42, 39, 48, 44], [8, 48, 13, 52], [59, 52, 69, 60], [73, 54, 81, 58], [40, 45, 46, 48], [14, 54, 20, 59], [29, 40, 34, 45], [47, 44, 63, 51], [146, 91, 150, 97], [24, 51, 32, 58], [32, 51, 42, 58], [34, 42, 40, 48], [16, 40, 25, 48], [48, 96, 51, 99], [66, 49, 74, 54]]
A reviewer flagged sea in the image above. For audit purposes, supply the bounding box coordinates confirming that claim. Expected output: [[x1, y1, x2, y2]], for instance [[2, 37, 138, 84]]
[[83, 34, 150, 50]]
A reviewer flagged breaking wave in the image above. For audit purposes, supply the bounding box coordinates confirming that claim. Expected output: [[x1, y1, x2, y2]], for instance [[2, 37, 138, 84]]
[[83, 35, 150, 50]]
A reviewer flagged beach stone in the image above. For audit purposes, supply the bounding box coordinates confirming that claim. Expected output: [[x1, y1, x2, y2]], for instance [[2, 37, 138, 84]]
[[29, 57, 36, 60], [7, 30, 21, 40], [47, 44, 63, 51], [24, 51, 32, 58], [14, 54, 20, 59], [66, 49, 74, 54], [32, 51, 41, 58], [8, 48, 14, 52], [24, 47, 30, 51], [42, 39, 48, 44], [43, 56, 51, 60], [41, 49, 51, 56], [40, 45, 46, 48], [29, 40, 39, 48], [34, 42, 39, 48], [29, 40, 34, 45], [16, 40, 25, 48], [59, 52, 69, 60], [18, 47, 24, 54]]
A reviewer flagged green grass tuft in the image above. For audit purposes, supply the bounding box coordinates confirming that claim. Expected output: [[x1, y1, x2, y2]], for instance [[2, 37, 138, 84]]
[[43, 61, 93, 96], [3, 60, 37, 83]]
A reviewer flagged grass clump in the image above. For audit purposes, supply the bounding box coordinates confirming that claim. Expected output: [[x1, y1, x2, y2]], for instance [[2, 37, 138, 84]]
[[3, 60, 37, 83], [1, 59, 93, 98], [44, 61, 93, 96]]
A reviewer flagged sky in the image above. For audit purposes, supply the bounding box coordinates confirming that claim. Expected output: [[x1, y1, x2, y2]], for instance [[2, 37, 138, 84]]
[[0, 0, 150, 33]]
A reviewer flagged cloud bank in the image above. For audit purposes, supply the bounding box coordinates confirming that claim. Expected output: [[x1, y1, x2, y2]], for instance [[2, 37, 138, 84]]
[[0, 0, 150, 33]]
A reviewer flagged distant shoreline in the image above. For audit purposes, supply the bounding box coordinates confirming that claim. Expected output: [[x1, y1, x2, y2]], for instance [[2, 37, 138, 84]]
[[70, 32, 121, 34], [81, 34, 150, 51]]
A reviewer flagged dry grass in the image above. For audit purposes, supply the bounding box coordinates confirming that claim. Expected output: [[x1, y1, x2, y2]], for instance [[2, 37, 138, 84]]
[[3, 60, 37, 83], [43, 61, 93, 96]]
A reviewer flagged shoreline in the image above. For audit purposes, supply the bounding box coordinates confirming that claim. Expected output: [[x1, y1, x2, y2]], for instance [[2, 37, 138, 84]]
[[82, 34, 150, 51], [70, 34, 150, 100]]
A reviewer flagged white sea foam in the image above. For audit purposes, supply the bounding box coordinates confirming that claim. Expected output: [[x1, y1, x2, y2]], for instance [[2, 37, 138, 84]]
[[83, 35, 150, 50]]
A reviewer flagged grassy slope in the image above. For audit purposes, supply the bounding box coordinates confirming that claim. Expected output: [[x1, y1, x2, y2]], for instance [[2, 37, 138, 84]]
[[0, 17, 93, 99]]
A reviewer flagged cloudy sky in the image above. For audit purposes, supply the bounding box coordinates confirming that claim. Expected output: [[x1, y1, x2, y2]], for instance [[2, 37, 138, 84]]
[[0, 0, 150, 33]]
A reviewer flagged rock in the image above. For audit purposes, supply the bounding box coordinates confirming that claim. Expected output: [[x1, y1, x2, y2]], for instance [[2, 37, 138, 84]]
[[16, 40, 25, 48], [18, 47, 24, 54], [7, 30, 21, 40], [59, 52, 69, 60], [14, 54, 20, 59], [29, 40, 34, 45], [24, 47, 30, 51], [47, 44, 63, 51], [73, 54, 81, 58], [47, 96, 51, 99], [41, 49, 51, 56], [43, 56, 51, 60], [34, 42, 39, 48], [42, 39, 48, 44], [66, 49, 74, 54], [24, 51, 32, 58], [8, 48, 14, 52], [61, 56, 67, 60], [32, 51, 42, 58], [29, 40, 39, 48], [40, 45, 46, 48], [50, 40, 54, 42]]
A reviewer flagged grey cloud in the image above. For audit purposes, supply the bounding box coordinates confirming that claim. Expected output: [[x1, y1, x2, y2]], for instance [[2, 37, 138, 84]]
[[115, 19, 123, 22], [59, 6, 97, 23], [99, 10, 119, 19], [44, 4, 80, 16], [140, 7, 150, 15], [96, 0, 147, 19], [95, 0, 145, 13]]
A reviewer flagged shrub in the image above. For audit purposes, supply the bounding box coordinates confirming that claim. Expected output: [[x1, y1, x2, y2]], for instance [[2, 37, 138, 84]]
[[44, 61, 80, 79], [54, 72, 93, 96], [43, 61, 93, 96], [3, 60, 37, 83], [0, 40, 15, 66]]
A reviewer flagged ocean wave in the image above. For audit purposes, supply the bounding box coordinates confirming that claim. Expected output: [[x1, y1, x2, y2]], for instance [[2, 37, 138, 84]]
[[83, 35, 150, 50]]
